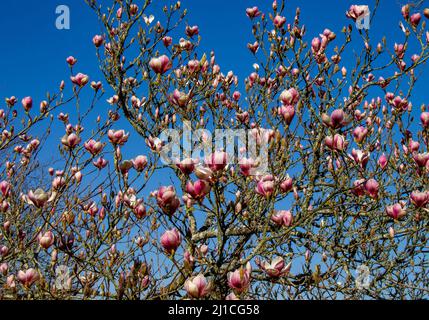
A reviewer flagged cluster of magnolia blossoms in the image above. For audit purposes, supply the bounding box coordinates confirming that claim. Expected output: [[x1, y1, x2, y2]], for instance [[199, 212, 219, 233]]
[[345, 5, 370, 22], [148, 146, 297, 297], [310, 29, 337, 64], [153, 148, 295, 210], [317, 90, 429, 219], [137, 3, 429, 297], [277, 87, 298, 125], [326, 100, 429, 215]]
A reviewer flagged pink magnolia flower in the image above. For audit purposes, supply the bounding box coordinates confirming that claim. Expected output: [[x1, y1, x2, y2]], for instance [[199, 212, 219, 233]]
[[226, 292, 239, 300], [184, 251, 195, 268], [378, 153, 388, 169], [85, 201, 99, 216], [21, 96, 33, 112], [365, 179, 379, 198], [194, 165, 214, 181], [66, 56, 77, 66], [250, 128, 275, 146], [61, 133, 81, 149], [273, 15, 286, 28], [239, 157, 256, 176], [185, 25, 199, 37], [228, 262, 252, 293], [271, 210, 293, 227], [408, 139, 420, 153], [259, 257, 291, 277], [325, 134, 347, 151], [129, 4, 139, 15], [246, 7, 260, 19], [176, 158, 196, 175], [410, 190, 429, 208], [6, 96, 17, 106], [119, 160, 133, 175], [413, 152, 429, 167], [279, 88, 299, 105], [133, 203, 146, 219], [256, 175, 275, 198], [199, 244, 208, 256], [236, 111, 249, 124], [187, 59, 200, 73], [353, 126, 368, 144], [184, 274, 211, 298], [70, 73, 89, 87], [169, 89, 191, 108], [0, 245, 9, 257], [52, 176, 66, 190], [25, 188, 52, 208], [132, 155, 148, 172], [17, 268, 40, 287], [386, 203, 407, 220], [411, 54, 420, 63], [6, 275, 16, 289], [410, 13, 421, 27], [421, 112, 429, 128], [38, 231, 55, 249], [156, 186, 180, 215], [401, 5, 410, 20], [352, 179, 366, 196], [160, 228, 181, 254], [322, 109, 347, 129], [277, 105, 295, 125], [162, 36, 172, 47], [394, 43, 406, 60], [84, 139, 104, 156], [186, 180, 211, 201], [179, 38, 193, 51], [149, 55, 172, 74], [351, 149, 370, 168], [311, 37, 322, 54], [93, 157, 108, 169], [116, 7, 123, 19], [92, 35, 104, 47], [146, 135, 163, 152], [205, 151, 228, 172], [0, 180, 11, 197], [233, 91, 241, 101], [346, 5, 370, 22], [280, 176, 293, 193], [0, 263, 8, 276], [108, 129, 129, 145], [323, 28, 336, 41], [0, 200, 9, 213]]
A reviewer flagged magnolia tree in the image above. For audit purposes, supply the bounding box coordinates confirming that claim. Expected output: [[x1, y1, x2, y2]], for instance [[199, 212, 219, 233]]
[[1, 0, 429, 300]]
